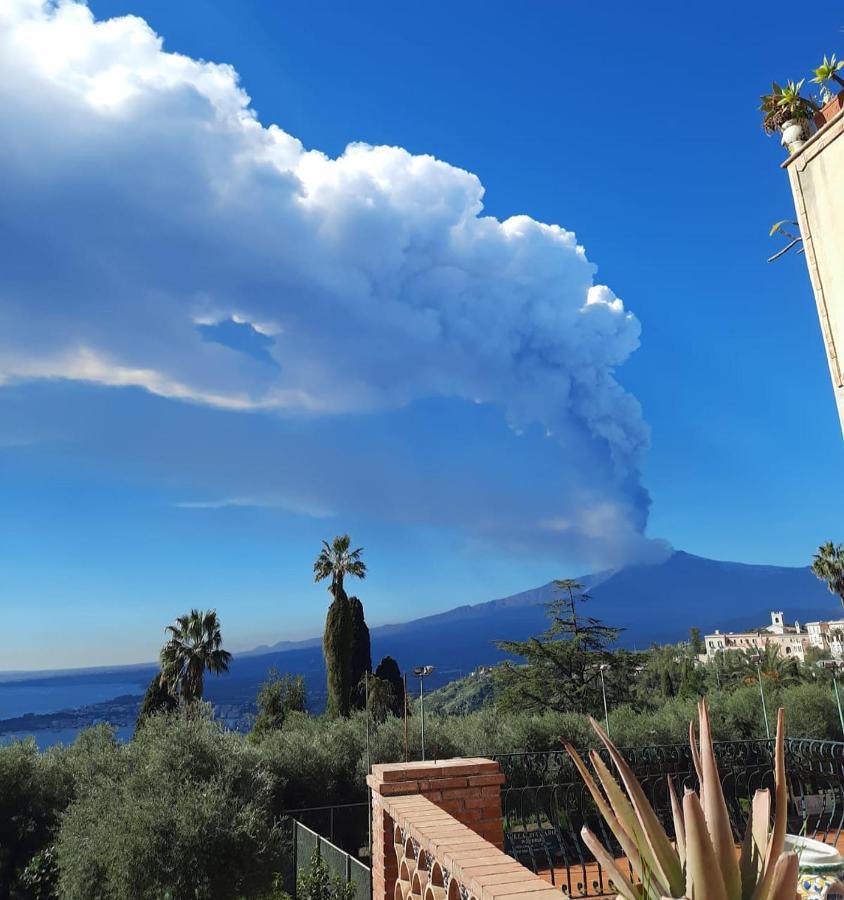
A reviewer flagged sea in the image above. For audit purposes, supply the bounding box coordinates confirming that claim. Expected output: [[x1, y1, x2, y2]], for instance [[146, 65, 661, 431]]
[[0, 680, 145, 749]]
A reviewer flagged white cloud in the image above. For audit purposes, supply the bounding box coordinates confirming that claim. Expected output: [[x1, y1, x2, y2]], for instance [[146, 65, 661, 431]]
[[0, 0, 661, 564]]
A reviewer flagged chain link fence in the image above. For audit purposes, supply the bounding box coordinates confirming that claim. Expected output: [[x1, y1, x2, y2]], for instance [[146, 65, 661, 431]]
[[292, 819, 371, 900]]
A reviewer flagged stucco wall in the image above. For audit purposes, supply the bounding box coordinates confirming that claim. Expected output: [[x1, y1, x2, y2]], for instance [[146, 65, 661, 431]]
[[786, 111, 844, 434]]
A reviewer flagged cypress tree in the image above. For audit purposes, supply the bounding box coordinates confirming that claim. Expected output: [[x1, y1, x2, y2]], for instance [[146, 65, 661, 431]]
[[349, 596, 371, 710], [374, 655, 406, 718], [323, 590, 354, 717], [313, 535, 368, 718]]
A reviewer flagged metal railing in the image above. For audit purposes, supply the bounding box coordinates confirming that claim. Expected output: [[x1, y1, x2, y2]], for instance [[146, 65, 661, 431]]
[[492, 740, 844, 897], [292, 819, 371, 900]]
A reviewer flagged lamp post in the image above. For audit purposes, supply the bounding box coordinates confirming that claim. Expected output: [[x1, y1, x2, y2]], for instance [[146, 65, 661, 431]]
[[413, 665, 435, 760], [751, 654, 771, 741], [599, 664, 611, 738]]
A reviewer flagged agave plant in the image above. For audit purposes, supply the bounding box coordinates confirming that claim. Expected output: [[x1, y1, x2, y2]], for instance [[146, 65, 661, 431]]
[[565, 701, 797, 900], [812, 54, 844, 104], [760, 80, 819, 134]]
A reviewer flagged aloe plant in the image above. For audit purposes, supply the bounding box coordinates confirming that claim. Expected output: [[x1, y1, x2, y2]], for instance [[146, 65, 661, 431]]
[[565, 701, 798, 900]]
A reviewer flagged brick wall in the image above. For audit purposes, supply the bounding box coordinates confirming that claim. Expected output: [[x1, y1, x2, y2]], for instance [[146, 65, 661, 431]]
[[367, 758, 507, 900], [371, 792, 561, 900]]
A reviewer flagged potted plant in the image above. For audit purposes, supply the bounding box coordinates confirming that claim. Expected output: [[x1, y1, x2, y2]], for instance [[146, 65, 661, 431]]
[[811, 54, 844, 128], [565, 702, 807, 899], [760, 80, 819, 154]]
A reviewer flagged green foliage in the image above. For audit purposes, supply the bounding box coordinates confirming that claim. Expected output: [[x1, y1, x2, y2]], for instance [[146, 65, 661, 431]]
[[135, 673, 177, 729], [0, 739, 70, 900], [688, 627, 705, 656], [56, 707, 284, 900], [159, 608, 232, 704], [495, 580, 621, 715], [364, 674, 396, 725], [323, 593, 354, 718], [18, 845, 58, 900], [812, 541, 844, 606], [313, 536, 367, 599], [373, 656, 405, 718], [2, 668, 844, 897], [422, 671, 497, 716], [252, 670, 308, 740], [296, 849, 355, 900], [760, 80, 818, 133], [812, 54, 844, 102], [315, 536, 367, 718], [348, 597, 371, 711], [256, 712, 367, 813]]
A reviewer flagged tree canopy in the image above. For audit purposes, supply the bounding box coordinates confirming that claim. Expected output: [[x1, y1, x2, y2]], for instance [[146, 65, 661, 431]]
[[159, 609, 232, 704], [494, 579, 621, 715], [812, 541, 844, 606]]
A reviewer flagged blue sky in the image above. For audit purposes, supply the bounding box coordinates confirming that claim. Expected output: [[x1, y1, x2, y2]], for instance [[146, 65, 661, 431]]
[[1, 0, 842, 669]]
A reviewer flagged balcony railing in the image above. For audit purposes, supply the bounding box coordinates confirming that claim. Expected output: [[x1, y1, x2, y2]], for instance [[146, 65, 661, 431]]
[[492, 739, 844, 896], [366, 742, 844, 900]]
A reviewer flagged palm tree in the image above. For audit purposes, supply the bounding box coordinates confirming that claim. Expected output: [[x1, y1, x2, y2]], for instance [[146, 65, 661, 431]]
[[313, 534, 367, 600], [159, 609, 232, 704], [812, 541, 844, 607], [314, 535, 366, 717], [738, 645, 798, 687]]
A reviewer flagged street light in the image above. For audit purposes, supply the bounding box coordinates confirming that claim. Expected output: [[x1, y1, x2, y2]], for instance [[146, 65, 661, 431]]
[[750, 654, 771, 741], [413, 665, 435, 760], [598, 664, 611, 738]]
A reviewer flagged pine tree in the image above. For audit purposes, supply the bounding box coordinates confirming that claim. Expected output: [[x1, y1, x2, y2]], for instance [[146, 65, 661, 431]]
[[494, 579, 620, 715], [348, 597, 371, 711]]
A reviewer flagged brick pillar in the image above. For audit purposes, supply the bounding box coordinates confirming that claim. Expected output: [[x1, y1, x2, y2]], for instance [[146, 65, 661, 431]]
[[366, 758, 505, 900]]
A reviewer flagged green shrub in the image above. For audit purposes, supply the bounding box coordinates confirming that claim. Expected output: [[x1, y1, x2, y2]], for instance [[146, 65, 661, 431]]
[[57, 707, 284, 900]]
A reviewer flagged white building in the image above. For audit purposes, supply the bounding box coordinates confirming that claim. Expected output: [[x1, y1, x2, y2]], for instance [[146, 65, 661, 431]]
[[784, 106, 844, 434], [805, 617, 844, 659], [705, 611, 844, 662], [704, 611, 810, 661]]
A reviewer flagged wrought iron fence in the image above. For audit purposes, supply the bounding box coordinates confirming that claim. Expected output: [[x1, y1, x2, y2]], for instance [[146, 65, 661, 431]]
[[492, 739, 844, 897], [291, 819, 371, 900]]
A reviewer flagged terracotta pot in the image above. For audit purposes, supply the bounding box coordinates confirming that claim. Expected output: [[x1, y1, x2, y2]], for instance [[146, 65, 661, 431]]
[[814, 89, 844, 129]]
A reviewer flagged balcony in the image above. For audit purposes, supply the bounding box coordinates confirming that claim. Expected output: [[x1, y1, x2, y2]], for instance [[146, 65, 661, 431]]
[[367, 741, 844, 900]]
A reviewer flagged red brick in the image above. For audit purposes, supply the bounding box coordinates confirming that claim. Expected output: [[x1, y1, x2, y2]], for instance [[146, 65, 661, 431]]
[[467, 774, 506, 787], [463, 796, 500, 809], [440, 787, 474, 800], [378, 780, 422, 796], [419, 776, 469, 790]]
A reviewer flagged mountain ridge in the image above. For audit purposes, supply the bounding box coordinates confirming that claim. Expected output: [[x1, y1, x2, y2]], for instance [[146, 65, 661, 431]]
[[1, 551, 840, 711]]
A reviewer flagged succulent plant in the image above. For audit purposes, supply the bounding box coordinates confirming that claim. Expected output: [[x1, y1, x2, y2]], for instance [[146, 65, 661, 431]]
[[812, 54, 844, 103], [565, 701, 798, 900], [760, 80, 819, 134]]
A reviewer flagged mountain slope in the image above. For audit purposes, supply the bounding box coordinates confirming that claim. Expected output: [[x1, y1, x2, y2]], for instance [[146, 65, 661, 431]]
[[3, 551, 839, 715], [199, 550, 839, 708]]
